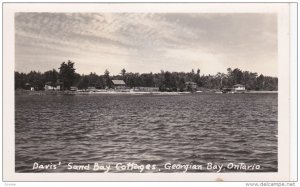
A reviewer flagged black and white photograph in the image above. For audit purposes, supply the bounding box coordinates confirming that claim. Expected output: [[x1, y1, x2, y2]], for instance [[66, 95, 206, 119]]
[[2, 2, 296, 182]]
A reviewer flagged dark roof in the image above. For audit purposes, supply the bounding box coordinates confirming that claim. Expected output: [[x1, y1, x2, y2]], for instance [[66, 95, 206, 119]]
[[112, 80, 126, 85], [185, 81, 197, 85]]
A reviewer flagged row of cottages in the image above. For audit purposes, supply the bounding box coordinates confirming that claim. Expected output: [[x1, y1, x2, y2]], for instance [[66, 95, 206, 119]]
[[111, 80, 245, 92], [43, 79, 245, 92]]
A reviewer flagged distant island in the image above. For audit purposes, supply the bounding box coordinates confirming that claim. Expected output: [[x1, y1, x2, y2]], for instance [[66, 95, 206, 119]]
[[15, 60, 278, 93]]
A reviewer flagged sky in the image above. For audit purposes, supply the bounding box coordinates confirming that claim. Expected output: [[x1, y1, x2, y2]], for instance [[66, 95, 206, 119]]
[[15, 13, 277, 76]]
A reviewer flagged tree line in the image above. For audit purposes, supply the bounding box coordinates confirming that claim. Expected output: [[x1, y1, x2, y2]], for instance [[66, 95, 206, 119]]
[[15, 60, 278, 91]]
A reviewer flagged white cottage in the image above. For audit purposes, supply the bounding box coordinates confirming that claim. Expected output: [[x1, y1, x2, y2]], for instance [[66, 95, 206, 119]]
[[44, 82, 61, 91], [233, 84, 246, 92]]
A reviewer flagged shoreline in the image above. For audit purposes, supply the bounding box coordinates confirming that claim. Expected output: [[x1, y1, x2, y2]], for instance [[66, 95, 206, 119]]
[[246, 90, 278, 94], [15, 90, 278, 96]]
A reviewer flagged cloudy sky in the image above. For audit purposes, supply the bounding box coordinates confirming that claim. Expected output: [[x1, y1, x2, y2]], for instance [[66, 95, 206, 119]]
[[15, 13, 277, 76]]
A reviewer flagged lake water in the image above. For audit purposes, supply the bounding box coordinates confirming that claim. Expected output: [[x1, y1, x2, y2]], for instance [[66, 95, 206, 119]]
[[15, 93, 278, 173]]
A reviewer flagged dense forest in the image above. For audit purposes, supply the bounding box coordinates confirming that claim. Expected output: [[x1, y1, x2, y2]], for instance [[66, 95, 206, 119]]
[[15, 60, 278, 91]]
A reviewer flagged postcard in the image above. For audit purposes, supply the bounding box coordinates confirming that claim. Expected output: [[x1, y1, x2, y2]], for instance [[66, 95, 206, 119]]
[[2, 2, 296, 182]]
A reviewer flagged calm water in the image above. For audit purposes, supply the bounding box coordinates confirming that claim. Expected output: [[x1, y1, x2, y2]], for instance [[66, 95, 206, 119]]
[[15, 93, 278, 173]]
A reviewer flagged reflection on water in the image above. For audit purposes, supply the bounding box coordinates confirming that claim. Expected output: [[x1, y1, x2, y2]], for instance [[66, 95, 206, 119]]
[[15, 93, 277, 172]]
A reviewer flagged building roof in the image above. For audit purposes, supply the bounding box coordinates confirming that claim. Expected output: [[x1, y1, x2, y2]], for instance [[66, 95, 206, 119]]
[[45, 81, 54, 86], [45, 81, 62, 86], [112, 80, 126, 85], [233, 84, 245, 87], [185, 81, 197, 85]]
